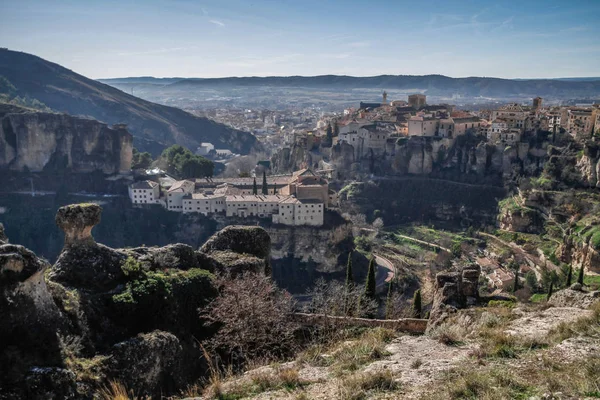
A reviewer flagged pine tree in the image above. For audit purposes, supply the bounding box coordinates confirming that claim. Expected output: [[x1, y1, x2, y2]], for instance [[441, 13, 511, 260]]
[[385, 280, 394, 319], [577, 264, 585, 285], [252, 177, 258, 195], [364, 257, 376, 300], [566, 265, 573, 287], [262, 171, 268, 195], [547, 281, 554, 301], [345, 252, 354, 288], [412, 289, 422, 319]]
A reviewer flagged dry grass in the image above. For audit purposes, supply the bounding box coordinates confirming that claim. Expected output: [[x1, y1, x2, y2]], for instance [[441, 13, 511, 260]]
[[97, 380, 143, 400], [297, 327, 396, 375], [473, 327, 548, 359], [424, 355, 600, 400], [547, 301, 600, 343], [337, 369, 400, 400], [328, 328, 395, 375]]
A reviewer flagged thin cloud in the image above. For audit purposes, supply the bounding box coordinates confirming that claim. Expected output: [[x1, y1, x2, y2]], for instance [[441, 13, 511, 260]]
[[209, 19, 225, 27], [348, 41, 370, 48], [116, 47, 195, 56]]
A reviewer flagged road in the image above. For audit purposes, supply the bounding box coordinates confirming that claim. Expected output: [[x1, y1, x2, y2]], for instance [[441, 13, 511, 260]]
[[374, 254, 395, 289]]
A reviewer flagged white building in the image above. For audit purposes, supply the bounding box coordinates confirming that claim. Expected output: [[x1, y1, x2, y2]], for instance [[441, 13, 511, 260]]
[[182, 192, 226, 215], [167, 180, 195, 211], [273, 197, 324, 226], [225, 194, 285, 218], [129, 180, 160, 205], [196, 142, 214, 156]]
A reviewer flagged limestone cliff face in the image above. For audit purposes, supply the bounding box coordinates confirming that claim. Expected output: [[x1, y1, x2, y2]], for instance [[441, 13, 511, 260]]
[[267, 223, 353, 273], [0, 105, 132, 174], [391, 136, 548, 184], [575, 143, 600, 188]]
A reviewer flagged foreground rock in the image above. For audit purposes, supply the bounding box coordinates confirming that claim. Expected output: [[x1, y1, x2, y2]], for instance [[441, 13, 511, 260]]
[[1, 203, 275, 399], [0, 241, 67, 398]]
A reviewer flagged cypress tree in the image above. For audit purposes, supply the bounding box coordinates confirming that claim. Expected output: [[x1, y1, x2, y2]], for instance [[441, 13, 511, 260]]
[[547, 281, 554, 301], [512, 268, 520, 293], [577, 264, 585, 285], [261, 171, 268, 195], [412, 289, 422, 319], [385, 280, 394, 319], [364, 257, 376, 300], [252, 177, 258, 195], [566, 265, 573, 287], [345, 252, 354, 288]]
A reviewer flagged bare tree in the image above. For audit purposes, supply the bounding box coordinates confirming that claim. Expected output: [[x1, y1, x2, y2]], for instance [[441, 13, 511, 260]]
[[304, 278, 378, 318], [202, 273, 299, 363]]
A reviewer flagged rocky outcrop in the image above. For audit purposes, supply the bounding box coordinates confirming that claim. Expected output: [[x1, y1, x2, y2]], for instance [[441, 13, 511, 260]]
[[1, 203, 281, 398], [198, 225, 271, 275], [575, 142, 600, 188], [107, 331, 185, 395], [0, 222, 7, 244], [268, 223, 353, 273], [0, 242, 66, 398], [51, 203, 128, 290], [0, 104, 132, 174], [427, 264, 481, 332], [549, 285, 600, 309], [55, 203, 102, 247]]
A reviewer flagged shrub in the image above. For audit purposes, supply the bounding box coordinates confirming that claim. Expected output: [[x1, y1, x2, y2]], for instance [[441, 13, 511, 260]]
[[202, 273, 298, 363]]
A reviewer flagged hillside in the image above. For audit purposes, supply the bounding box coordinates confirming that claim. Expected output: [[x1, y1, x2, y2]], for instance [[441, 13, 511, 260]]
[[99, 74, 600, 98], [0, 49, 259, 155]]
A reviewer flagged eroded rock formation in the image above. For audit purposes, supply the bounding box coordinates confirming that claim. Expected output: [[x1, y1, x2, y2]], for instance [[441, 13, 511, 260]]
[[1, 203, 276, 398], [0, 104, 132, 174], [199, 225, 271, 275], [427, 264, 481, 332]]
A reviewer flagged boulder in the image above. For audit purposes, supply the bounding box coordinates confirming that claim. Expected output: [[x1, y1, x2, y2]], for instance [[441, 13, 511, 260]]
[[126, 243, 200, 271], [106, 331, 185, 397], [0, 243, 65, 397], [199, 225, 271, 275]]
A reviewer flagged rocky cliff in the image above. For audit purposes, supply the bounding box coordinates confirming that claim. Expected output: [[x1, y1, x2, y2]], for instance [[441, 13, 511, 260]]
[[0, 49, 260, 155], [0, 104, 132, 174], [0, 203, 272, 399]]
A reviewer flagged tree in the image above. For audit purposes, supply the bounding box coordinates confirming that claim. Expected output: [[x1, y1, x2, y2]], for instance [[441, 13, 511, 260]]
[[525, 270, 538, 292], [203, 273, 298, 362], [512, 268, 520, 293], [325, 124, 333, 147], [131, 148, 153, 170], [363, 257, 377, 300], [385, 280, 394, 319], [577, 264, 585, 285], [252, 177, 258, 195], [451, 242, 462, 258], [566, 265, 573, 287], [547, 281, 554, 301], [261, 171, 268, 195], [412, 289, 422, 319], [345, 252, 354, 288], [333, 121, 339, 137]]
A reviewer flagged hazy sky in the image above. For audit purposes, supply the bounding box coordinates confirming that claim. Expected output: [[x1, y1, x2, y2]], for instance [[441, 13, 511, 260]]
[[2, 0, 599, 79]]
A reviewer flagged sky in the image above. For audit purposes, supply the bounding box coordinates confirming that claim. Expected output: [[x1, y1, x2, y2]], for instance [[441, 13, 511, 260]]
[[1, 0, 599, 79]]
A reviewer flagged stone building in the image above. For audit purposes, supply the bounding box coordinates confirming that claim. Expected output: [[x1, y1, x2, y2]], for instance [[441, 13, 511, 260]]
[[408, 94, 426, 109], [182, 192, 226, 215]]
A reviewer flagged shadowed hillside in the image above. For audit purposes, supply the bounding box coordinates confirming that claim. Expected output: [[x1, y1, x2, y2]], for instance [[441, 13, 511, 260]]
[[0, 49, 259, 155]]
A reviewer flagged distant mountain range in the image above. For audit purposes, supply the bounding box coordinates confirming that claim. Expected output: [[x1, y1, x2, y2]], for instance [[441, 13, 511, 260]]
[[0, 49, 259, 155], [98, 75, 600, 98]]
